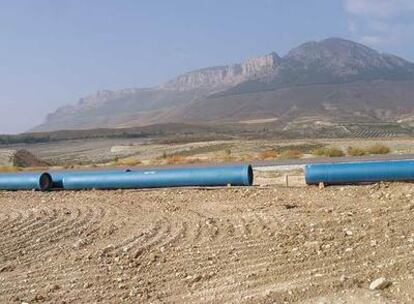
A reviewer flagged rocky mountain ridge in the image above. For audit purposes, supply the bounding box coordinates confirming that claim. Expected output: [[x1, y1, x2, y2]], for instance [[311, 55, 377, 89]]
[[33, 38, 414, 132], [161, 52, 281, 91]]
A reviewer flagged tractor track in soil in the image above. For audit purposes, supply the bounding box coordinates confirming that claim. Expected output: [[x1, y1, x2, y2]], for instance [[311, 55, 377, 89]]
[[0, 183, 414, 303]]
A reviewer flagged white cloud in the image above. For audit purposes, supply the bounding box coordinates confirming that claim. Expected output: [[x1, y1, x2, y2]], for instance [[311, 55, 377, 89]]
[[344, 0, 414, 49], [344, 0, 414, 18], [359, 35, 386, 46], [347, 20, 357, 33]]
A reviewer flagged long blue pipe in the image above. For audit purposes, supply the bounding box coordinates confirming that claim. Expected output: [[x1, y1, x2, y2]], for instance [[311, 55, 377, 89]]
[[0, 172, 52, 191], [49, 169, 131, 188], [305, 159, 414, 185], [62, 164, 253, 190]]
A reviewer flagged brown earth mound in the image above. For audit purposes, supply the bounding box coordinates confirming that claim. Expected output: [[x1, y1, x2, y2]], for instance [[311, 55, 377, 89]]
[[0, 149, 48, 168]]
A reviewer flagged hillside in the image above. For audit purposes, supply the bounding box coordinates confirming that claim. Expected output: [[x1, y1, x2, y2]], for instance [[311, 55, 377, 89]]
[[33, 38, 414, 132]]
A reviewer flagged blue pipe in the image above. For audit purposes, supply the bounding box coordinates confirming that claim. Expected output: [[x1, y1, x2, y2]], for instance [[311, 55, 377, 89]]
[[62, 164, 253, 190], [0, 172, 52, 191], [305, 159, 414, 185], [49, 169, 131, 188]]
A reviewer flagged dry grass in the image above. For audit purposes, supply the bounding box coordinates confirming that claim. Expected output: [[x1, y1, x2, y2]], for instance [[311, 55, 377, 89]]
[[311, 148, 326, 157], [238, 154, 254, 162], [183, 157, 205, 164], [221, 149, 236, 162], [367, 144, 391, 154], [279, 149, 303, 159], [346, 146, 367, 156], [165, 154, 187, 164], [258, 150, 278, 160], [116, 157, 141, 167], [312, 147, 345, 157], [24, 166, 51, 172], [325, 148, 345, 157], [0, 166, 20, 172], [220, 155, 236, 162]]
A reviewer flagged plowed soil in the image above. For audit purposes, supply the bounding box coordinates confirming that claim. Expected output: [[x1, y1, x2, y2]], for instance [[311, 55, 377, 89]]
[[1, 182, 414, 303]]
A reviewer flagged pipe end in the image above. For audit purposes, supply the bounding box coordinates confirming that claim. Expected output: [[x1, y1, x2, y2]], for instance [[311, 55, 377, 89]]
[[39, 173, 53, 191], [247, 165, 253, 186]]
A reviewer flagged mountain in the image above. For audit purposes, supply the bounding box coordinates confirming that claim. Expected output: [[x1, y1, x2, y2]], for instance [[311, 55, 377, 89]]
[[221, 38, 414, 95], [33, 38, 414, 132], [162, 52, 281, 91]]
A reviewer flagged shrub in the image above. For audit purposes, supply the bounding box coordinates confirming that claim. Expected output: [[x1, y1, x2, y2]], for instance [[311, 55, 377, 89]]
[[238, 154, 253, 162], [0, 166, 20, 172], [312, 148, 327, 157], [165, 154, 186, 164], [275, 143, 325, 154], [221, 148, 235, 161], [367, 144, 391, 154], [325, 148, 345, 157], [221, 154, 235, 162], [279, 149, 303, 159], [346, 146, 366, 156], [258, 150, 278, 160], [116, 157, 141, 166], [185, 157, 204, 164], [312, 147, 345, 157]]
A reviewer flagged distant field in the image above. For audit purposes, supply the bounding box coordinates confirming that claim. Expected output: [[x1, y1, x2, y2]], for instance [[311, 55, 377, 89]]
[[1, 121, 413, 167], [1, 121, 413, 145], [341, 122, 413, 138], [2, 135, 414, 168]]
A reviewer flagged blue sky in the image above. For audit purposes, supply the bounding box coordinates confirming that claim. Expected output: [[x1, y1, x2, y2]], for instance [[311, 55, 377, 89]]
[[1, 0, 414, 134]]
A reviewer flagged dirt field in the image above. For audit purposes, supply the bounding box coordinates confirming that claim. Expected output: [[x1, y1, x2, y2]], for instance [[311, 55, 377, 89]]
[[1, 178, 414, 303]]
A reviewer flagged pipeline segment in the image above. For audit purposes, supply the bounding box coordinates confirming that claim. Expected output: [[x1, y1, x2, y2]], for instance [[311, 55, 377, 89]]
[[305, 159, 414, 185], [62, 164, 253, 190], [49, 169, 131, 189], [0, 172, 52, 191]]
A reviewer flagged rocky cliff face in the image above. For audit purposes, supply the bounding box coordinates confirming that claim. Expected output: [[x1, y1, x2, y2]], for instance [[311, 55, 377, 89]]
[[71, 88, 146, 110], [161, 52, 281, 91]]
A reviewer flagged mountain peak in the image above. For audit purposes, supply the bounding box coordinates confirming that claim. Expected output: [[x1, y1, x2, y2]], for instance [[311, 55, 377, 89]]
[[278, 37, 414, 84], [286, 37, 378, 59], [322, 37, 363, 44]]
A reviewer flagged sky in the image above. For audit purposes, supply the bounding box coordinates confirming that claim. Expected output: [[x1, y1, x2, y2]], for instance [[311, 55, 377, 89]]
[[1, 0, 414, 134]]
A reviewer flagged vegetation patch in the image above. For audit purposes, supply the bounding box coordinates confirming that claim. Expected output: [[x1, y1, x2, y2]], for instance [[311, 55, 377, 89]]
[[168, 143, 233, 157], [115, 157, 141, 167], [258, 150, 279, 160], [279, 150, 304, 159], [367, 144, 391, 154], [346, 146, 367, 156], [0, 166, 20, 172], [165, 154, 187, 164], [274, 143, 325, 154], [312, 147, 345, 157]]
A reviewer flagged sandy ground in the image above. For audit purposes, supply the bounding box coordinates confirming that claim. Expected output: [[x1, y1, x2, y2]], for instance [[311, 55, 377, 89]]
[[1, 177, 414, 303]]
